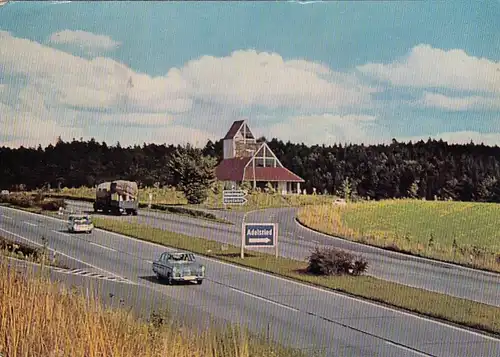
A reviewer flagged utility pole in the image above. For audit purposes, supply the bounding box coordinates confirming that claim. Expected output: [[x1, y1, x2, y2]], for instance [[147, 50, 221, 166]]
[[245, 148, 257, 190]]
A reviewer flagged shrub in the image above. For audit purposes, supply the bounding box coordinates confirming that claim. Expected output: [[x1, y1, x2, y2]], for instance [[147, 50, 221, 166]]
[[352, 258, 369, 276], [39, 198, 67, 211], [306, 246, 368, 276], [0, 193, 35, 208]]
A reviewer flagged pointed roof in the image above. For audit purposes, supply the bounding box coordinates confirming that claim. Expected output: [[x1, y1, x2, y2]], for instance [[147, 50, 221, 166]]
[[223, 119, 256, 141], [223, 120, 245, 140]]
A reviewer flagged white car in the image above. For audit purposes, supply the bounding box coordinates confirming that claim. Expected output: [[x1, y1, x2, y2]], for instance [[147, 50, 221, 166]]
[[67, 214, 94, 233]]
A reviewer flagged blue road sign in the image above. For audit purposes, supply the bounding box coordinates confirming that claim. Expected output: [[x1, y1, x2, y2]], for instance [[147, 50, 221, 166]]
[[243, 223, 277, 247]]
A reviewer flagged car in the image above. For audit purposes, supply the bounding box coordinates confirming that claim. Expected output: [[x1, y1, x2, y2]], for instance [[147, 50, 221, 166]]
[[67, 214, 94, 234], [152, 251, 205, 285]]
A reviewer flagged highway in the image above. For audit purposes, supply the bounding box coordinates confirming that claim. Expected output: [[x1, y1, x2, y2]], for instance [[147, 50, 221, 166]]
[[64, 199, 500, 307], [1, 205, 499, 357]]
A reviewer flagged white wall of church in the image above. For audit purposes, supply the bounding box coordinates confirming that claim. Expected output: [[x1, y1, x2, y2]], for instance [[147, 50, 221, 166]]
[[223, 139, 234, 159]]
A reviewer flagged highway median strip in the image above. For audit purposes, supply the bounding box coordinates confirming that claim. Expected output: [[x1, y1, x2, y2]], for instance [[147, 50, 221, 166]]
[[39, 193, 234, 225], [4, 205, 500, 337]]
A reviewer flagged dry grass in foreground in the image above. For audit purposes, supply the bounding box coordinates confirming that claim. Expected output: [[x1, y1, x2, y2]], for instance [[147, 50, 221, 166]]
[[297, 199, 500, 273], [0, 257, 314, 357]]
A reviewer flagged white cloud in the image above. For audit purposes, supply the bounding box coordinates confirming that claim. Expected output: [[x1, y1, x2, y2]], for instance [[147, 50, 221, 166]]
[[179, 50, 378, 110], [0, 92, 83, 149], [0, 31, 193, 115], [1, 31, 385, 148], [358, 44, 500, 93], [256, 113, 378, 146], [48, 30, 121, 53], [415, 91, 500, 111], [399, 131, 500, 147]]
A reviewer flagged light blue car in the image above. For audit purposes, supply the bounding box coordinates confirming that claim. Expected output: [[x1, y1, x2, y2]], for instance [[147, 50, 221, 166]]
[[152, 251, 205, 285]]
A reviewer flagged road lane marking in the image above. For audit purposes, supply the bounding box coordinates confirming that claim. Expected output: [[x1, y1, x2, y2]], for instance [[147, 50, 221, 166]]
[[0, 227, 134, 285], [227, 286, 299, 313], [53, 230, 70, 237], [23, 221, 37, 227], [90, 242, 116, 252], [384, 341, 435, 357], [1, 215, 12, 220], [3, 205, 500, 342]]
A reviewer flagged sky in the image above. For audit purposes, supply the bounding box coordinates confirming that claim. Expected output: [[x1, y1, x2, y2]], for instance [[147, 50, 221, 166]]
[[0, 0, 499, 149]]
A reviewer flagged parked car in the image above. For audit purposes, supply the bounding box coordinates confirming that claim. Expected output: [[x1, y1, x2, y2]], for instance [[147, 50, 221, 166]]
[[67, 214, 94, 233], [152, 251, 205, 285]]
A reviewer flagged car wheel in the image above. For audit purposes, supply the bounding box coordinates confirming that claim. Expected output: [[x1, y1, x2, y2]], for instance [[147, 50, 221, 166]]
[[166, 274, 173, 285], [196, 279, 203, 285]]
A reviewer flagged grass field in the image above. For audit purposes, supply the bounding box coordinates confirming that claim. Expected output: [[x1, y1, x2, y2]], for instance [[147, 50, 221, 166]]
[[297, 199, 500, 273], [14, 206, 496, 336], [0, 256, 314, 357], [47, 185, 335, 211]]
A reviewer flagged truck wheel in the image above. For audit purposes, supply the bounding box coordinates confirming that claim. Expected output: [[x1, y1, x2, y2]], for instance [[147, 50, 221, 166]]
[[132, 210, 138, 216]]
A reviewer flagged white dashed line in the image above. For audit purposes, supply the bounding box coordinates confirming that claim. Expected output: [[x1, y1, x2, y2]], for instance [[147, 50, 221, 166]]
[[384, 341, 434, 357], [23, 221, 37, 227], [1, 215, 12, 220], [90, 242, 116, 252], [0, 227, 132, 284], [229, 287, 299, 313], [53, 230, 70, 236]]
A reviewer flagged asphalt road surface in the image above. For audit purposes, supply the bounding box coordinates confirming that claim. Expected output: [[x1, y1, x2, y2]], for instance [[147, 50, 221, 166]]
[[1, 205, 499, 357], [64, 200, 500, 307]]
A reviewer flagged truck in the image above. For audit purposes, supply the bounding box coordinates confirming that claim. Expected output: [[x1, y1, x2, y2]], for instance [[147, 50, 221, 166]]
[[93, 180, 139, 216]]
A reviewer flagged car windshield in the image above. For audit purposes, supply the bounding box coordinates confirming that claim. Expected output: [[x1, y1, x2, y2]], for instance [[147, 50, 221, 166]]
[[168, 253, 195, 262]]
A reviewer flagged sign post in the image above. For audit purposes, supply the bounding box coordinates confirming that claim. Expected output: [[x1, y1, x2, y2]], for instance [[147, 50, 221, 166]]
[[223, 189, 248, 206], [241, 222, 278, 259]]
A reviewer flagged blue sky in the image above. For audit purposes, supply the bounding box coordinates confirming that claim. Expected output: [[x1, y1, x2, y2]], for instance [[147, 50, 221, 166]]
[[1, 0, 499, 148]]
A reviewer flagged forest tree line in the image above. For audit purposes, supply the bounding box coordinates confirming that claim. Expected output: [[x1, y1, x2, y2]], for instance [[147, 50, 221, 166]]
[[2, 136, 500, 202]]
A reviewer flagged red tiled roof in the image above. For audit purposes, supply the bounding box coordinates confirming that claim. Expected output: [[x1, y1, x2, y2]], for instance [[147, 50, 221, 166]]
[[243, 167, 305, 182], [215, 157, 251, 181], [222, 120, 245, 140]]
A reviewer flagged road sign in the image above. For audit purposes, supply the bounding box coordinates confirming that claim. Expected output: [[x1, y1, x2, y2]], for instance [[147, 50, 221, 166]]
[[244, 223, 276, 247], [241, 223, 278, 259], [223, 189, 247, 205]]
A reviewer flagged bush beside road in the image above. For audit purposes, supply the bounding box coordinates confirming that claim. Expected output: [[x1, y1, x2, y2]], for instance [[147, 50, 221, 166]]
[[297, 199, 500, 273]]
